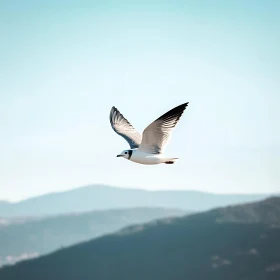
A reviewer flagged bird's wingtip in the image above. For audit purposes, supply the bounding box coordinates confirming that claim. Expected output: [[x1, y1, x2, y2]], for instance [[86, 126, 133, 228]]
[[111, 106, 119, 111], [110, 106, 118, 114]]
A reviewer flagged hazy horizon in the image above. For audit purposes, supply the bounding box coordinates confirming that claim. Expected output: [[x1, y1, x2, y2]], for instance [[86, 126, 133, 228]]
[[0, 183, 278, 203], [1, 0, 279, 201]]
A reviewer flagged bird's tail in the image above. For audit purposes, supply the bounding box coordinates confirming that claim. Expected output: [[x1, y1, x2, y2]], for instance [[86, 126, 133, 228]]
[[164, 158, 179, 164]]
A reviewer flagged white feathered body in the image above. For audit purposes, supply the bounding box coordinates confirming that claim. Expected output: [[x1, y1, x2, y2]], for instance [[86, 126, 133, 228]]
[[130, 149, 178, 165]]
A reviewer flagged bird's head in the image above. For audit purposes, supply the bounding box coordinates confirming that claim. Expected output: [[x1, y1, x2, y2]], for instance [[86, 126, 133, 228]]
[[117, 150, 132, 160]]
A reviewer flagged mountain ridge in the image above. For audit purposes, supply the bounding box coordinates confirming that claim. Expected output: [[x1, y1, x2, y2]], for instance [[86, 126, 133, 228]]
[[0, 207, 185, 267], [0, 184, 272, 217], [0, 196, 279, 280]]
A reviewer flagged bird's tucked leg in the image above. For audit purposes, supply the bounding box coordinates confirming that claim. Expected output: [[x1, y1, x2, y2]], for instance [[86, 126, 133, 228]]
[[164, 158, 179, 164]]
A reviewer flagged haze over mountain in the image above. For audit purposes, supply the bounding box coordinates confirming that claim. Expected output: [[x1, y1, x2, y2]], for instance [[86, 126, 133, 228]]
[[0, 185, 272, 217], [1, 196, 279, 280], [0, 207, 184, 267]]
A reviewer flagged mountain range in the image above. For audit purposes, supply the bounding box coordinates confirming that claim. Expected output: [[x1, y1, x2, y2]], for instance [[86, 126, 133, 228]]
[[0, 207, 184, 267], [0, 185, 272, 217], [0, 196, 279, 280]]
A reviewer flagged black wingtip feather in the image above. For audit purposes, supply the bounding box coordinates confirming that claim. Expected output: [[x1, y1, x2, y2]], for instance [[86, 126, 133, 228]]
[[156, 102, 189, 123]]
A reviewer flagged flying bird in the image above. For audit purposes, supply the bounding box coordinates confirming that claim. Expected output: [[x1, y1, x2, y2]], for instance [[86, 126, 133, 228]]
[[109, 102, 189, 165]]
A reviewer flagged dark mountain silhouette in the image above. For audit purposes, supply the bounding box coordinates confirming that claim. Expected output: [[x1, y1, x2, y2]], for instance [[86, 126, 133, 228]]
[[0, 184, 271, 217], [0, 207, 184, 267], [1, 197, 279, 280]]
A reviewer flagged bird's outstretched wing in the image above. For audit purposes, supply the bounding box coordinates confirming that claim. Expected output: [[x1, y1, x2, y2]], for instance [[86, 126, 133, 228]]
[[110, 106, 142, 149], [138, 102, 189, 154]]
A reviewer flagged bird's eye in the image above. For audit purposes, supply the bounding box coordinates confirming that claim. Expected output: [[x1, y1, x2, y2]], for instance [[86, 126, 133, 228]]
[[125, 152, 127, 154]]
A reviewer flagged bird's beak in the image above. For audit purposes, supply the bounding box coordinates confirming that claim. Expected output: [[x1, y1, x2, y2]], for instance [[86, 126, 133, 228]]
[[116, 154, 123, 157]]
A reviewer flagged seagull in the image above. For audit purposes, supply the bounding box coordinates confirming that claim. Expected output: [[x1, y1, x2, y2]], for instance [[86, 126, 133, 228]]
[[109, 102, 189, 165]]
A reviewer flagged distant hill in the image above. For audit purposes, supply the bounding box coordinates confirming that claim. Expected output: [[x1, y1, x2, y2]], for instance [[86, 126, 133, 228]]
[[0, 185, 271, 217], [0, 207, 184, 267], [1, 197, 279, 280]]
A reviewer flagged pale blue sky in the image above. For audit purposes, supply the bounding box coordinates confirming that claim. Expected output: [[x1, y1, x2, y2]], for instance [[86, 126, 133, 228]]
[[0, 0, 279, 201]]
